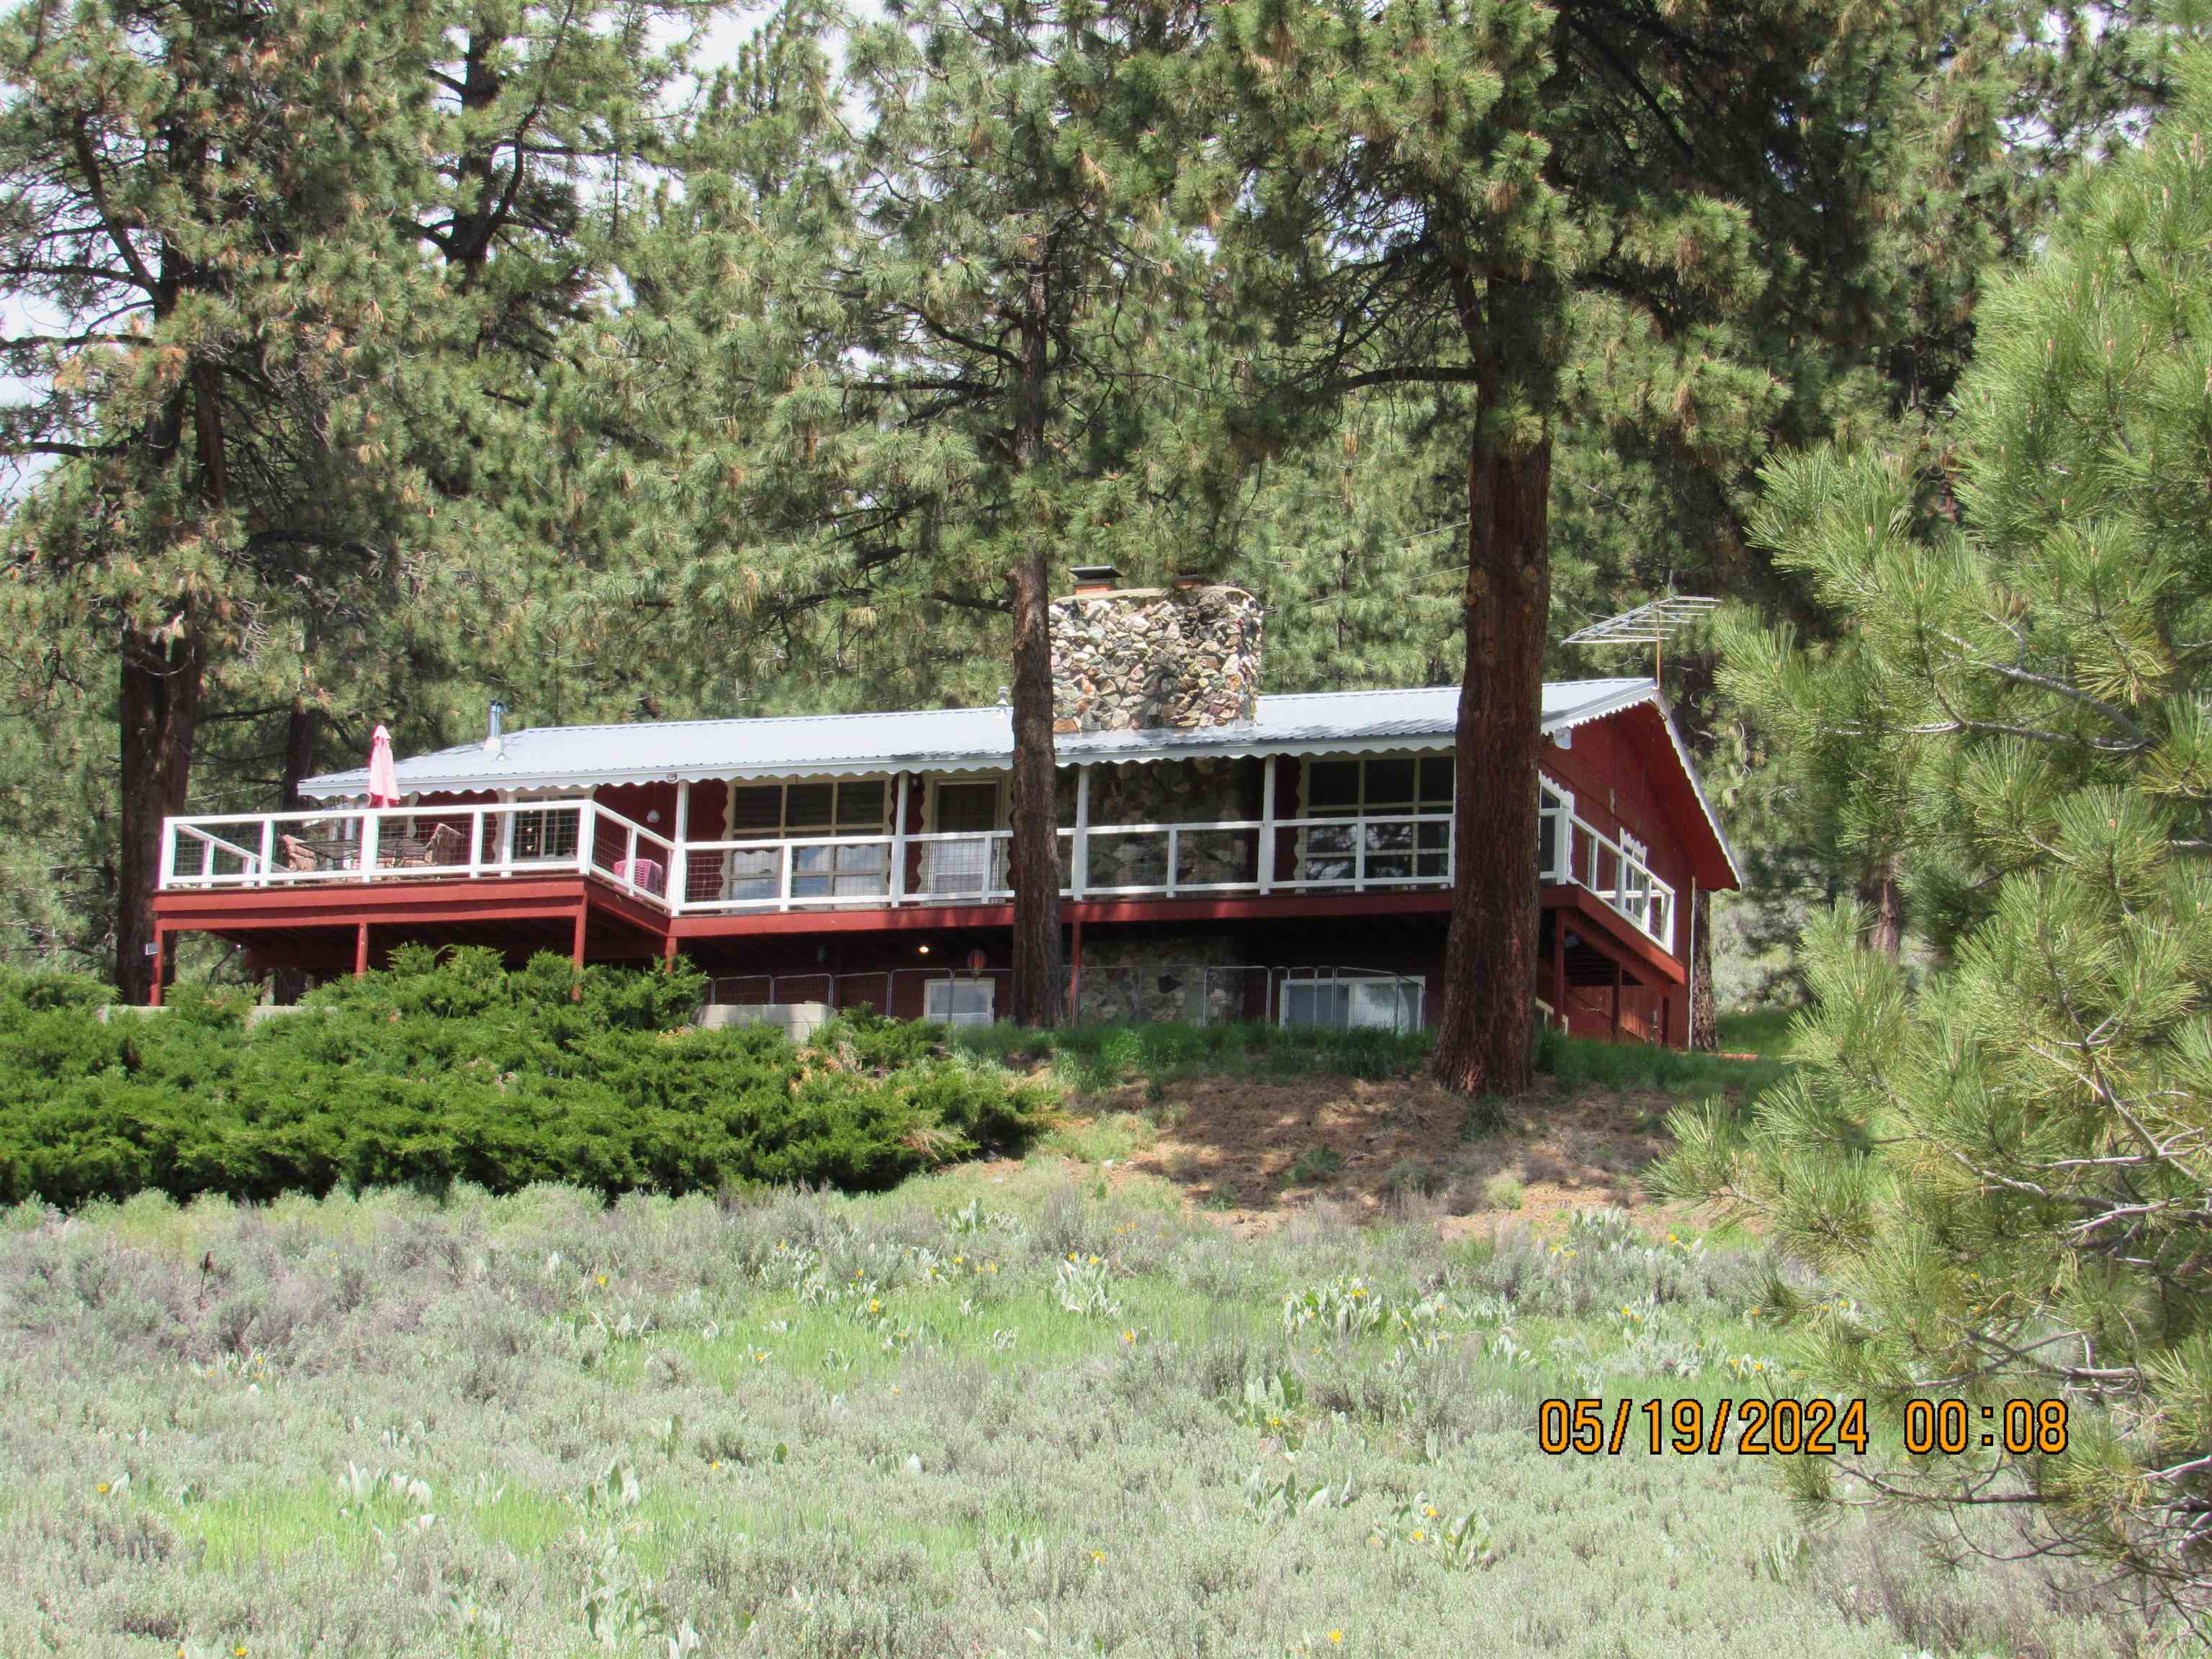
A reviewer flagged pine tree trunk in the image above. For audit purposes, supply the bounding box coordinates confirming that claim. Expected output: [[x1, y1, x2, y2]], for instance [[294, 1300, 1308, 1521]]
[[115, 621, 202, 1004], [271, 694, 318, 1004], [1691, 886, 1717, 1051], [1857, 860, 1905, 957], [1004, 258, 1064, 1028], [1431, 422, 1552, 1096], [1005, 542, 1065, 1026]]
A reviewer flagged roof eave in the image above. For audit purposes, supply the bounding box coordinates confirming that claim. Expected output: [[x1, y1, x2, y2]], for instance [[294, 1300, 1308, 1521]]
[[295, 728, 1486, 800]]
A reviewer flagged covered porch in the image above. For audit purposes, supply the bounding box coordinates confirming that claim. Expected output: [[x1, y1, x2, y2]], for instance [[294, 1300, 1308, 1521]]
[[156, 752, 1681, 956]]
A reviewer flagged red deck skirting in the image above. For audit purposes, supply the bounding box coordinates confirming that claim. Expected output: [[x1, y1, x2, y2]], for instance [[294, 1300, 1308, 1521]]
[[152, 875, 1683, 984]]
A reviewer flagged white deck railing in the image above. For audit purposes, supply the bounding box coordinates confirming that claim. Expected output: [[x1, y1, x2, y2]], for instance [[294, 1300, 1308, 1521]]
[[160, 788, 1675, 951]]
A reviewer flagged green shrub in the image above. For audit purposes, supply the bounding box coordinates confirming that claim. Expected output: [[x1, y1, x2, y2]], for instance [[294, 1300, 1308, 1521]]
[[1481, 1172, 1526, 1212], [1283, 1144, 1344, 1185], [0, 953, 1049, 1209]]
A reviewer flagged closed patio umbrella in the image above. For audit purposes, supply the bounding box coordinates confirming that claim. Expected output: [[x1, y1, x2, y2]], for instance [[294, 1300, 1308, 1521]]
[[367, 724, 401, 808]]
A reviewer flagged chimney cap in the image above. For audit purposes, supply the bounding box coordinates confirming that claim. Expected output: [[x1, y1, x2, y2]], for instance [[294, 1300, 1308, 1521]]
[[1069, 563, 1123, 593]]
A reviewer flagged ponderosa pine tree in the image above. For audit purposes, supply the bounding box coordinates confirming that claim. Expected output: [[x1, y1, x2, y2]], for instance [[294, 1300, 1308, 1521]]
[[0, 0, 439, 1001], [737, 0, 1214, 1027], [1657, 44, 2212, 1617], [1198, 0, 1943, 1094]]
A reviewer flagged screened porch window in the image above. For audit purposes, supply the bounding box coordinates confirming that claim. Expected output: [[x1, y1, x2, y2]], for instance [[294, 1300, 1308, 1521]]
[[922, 780, 1001, 896], [721, 778, 891, 900], [508, 805, 579, 863], [1539, 778, 1572, 881], [1300, 755, 1453, 883]]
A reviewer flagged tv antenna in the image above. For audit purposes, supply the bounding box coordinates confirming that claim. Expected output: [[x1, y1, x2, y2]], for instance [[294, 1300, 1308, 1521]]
[[1562, 595, 1720, 684]]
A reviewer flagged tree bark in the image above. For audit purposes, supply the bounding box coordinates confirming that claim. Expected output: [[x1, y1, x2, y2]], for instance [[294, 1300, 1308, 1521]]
[[1004, 256, 1064, 1027], [115, 621, 203, 1004], [1005, 542, 1065, 1025], [1691, 886, 1717, 1051], [271, 693, 318, 1004], [1431, 421, 1552, 1096], [1857, 859, 1905, 957]]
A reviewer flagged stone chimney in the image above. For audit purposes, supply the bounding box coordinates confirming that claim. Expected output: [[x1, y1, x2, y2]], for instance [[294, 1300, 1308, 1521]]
[[1050, 567, 1263, 734]]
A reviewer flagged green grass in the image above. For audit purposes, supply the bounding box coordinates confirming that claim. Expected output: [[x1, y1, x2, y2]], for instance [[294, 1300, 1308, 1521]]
[[0, 1174, 2160, 1658], [1714, 1004, 1809, 1059], [953, 1017, 1431, 1092], [1535, 1023, 1792, 1101]]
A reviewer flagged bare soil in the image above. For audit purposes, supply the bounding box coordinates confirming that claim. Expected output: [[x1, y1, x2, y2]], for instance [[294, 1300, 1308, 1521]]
[[1059, 1073, 1686, 1236]]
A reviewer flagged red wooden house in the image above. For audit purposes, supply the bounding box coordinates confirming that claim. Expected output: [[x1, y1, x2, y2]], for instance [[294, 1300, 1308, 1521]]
[[150, 570, 1738, 1041]]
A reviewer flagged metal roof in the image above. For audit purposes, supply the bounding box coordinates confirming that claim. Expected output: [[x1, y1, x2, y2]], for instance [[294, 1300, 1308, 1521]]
[[300, 675, 1740, 886], [300, 679, 1659, 799]]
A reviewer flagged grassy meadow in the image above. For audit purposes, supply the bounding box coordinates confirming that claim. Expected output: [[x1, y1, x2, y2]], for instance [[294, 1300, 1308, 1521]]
[[1, 1153, 2157, 1658]]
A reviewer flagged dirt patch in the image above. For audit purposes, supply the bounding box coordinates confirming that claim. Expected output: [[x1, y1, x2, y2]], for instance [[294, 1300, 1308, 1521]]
[[1056, 1073, 1683, 1236]]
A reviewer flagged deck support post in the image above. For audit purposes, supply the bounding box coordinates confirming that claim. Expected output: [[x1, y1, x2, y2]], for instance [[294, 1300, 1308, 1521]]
[[1552, 919, 1567, 1033], [570, 904, 588, 1000], [148, 927, 166, 1006], [354, 921, 370, 979], [671, 781, 691, 912], [1259, 755, 1277, 893], [891, 771, 910, 904], [1072, 764, 1091, 899], [1610, 957, 1623, 1041], [1069, 915, 1084, 1025]]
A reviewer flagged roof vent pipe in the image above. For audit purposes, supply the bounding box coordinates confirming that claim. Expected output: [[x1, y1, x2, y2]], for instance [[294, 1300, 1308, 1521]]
[[1069, 563, 1121, 595], [485, 700, 506, 756]]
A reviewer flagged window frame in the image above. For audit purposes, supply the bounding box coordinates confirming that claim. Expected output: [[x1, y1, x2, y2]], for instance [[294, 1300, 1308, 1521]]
[[1295, 752, 1455, 884], [923, 976, 997, 1028], [1276, 973, 1425, 1035], [1539, 775, 1574, 883], [925, 775, 1003, 835], [717, 775, 894, 901]]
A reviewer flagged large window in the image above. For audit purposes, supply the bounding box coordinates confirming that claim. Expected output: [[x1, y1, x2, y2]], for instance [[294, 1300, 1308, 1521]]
[[1279, 974, 1424, 1034], [721, 778, 890, 899], [925, 780, 1002, 895], [1300, 755, 1453, 883]]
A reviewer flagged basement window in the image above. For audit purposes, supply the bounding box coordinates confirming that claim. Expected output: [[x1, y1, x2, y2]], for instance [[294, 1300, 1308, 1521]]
[[1277, 974, 1424, 1035], [924, 977, 996, 1028]]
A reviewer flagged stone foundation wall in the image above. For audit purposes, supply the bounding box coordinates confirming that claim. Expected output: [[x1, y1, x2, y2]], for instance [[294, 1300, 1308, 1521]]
[[1075, 932, 1251, 1025], [1050, 584, 1262, 733]]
